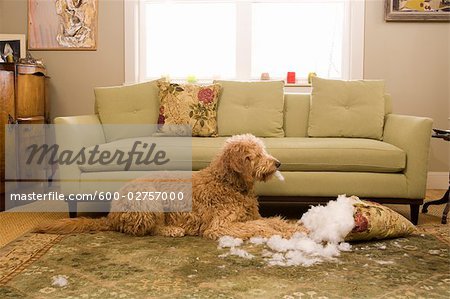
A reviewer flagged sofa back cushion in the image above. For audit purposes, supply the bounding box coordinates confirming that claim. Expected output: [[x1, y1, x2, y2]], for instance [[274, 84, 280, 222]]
[[215, 80, 285, 137], [95, 80, 160, 142], [308, 77, 386, 140], [283, 93, 392, 137], [284, 93, 310, 137]]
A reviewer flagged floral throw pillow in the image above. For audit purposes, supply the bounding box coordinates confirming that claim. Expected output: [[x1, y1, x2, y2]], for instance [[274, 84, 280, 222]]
[[157, 80, 221, 137], [345, 198, 416, 241]]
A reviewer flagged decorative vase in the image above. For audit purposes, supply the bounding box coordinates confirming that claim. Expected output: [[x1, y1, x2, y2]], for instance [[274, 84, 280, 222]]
[[286, 72, 296, 84]]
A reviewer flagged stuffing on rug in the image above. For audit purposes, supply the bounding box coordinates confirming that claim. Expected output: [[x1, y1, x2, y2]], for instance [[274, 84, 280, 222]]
[[51, 275, 69, 287], [300, 194, 356, 243], [218, 195, 357, 267]]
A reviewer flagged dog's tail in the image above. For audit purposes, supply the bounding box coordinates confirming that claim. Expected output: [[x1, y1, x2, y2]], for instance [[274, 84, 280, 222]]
[[33, 217, 112, 234]]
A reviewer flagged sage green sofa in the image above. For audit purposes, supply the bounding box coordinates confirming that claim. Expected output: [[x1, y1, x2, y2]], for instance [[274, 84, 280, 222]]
[[54, 81, 433, 224]]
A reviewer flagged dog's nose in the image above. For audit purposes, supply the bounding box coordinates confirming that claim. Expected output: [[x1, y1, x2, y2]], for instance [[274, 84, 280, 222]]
[[275, 160, 281, 169]]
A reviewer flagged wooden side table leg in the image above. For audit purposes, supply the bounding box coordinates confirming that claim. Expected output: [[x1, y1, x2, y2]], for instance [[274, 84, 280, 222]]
[[422, 188, 449, 213], [442, 203, 449, 224], [441, 188, 449, 224]]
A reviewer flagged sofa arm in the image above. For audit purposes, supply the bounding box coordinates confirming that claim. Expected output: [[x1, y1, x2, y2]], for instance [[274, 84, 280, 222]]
[[54, 114, 106, 146], [53, 115, 106, 195], [383, 114, 433, 198]]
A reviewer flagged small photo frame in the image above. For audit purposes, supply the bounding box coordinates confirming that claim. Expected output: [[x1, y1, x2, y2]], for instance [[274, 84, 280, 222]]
[[385, 0, 450, 22], [0, 34, 26, 63], [28, 0, 98, 50]]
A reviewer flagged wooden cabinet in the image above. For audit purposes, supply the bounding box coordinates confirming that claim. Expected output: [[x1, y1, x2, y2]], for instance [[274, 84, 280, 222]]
[[0, 63, 49, 211], [0, 64, 15, 212]]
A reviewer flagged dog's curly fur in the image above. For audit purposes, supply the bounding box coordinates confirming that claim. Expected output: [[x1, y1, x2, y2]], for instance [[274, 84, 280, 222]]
[[34, 134, 304, 239]]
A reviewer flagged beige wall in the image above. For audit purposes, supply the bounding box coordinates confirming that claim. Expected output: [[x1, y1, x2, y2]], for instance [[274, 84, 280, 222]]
[[0, 1, 3, 31], [0, 0, 124, 118], [1, 0, 448, 172], [364, 0, 449, 172]]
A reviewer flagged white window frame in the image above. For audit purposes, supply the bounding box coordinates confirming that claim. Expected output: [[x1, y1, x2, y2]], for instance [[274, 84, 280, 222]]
[[124, 0, 365, 85]]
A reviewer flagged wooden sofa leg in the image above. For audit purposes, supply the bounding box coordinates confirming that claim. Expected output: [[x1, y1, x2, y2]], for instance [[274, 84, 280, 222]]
[[410, 204, 420, 225], [68, 200, 78, 218]]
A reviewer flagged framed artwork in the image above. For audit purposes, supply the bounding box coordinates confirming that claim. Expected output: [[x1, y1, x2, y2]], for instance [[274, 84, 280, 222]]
[[28, 0, 98, 50], [0, 34, 26, 63], [385, 0, 450, 21]]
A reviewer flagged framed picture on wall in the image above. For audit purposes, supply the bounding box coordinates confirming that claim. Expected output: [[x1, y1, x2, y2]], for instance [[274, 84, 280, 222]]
[[385, 0, 450, 21], [0, 34, 26, 63], [28, 0, 98, 50]]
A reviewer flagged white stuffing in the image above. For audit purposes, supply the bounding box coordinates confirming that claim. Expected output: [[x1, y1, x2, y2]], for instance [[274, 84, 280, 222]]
[[338, 242, 352, 252], [284, 251, 322, 267], [229, 247, 254, 259], [299, 194, 356, 244], [266, 235, 294, 252], [267, 252, 286, 266], [261, 249, 273, 257], [218, 236, 243, 248], [217, 195, 358, 267], [274, 171, 285, 181], [51, 275, 69, 287], [249, 236, 267, 245]]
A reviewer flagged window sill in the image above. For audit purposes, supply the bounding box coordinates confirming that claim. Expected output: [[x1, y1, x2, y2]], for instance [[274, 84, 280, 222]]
[[144, 78, 312, 87], [285, 83, 311, 88]]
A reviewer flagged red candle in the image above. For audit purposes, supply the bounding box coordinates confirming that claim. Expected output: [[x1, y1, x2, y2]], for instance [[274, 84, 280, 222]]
[[287, 72, 296, 84]]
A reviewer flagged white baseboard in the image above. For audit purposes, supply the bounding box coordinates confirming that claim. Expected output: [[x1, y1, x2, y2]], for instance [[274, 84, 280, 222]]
[[427, 172, 449, 189]]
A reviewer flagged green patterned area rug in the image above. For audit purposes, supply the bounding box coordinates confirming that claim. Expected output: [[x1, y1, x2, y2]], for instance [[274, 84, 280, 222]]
[[0, 226, 449, 299]]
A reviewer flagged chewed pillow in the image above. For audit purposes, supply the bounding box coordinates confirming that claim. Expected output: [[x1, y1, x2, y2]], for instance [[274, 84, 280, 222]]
[[345, 198, 416, 241]]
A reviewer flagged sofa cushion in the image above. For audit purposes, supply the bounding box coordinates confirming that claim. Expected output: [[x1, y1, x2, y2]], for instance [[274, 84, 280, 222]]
[[79, 137, 405, 173], [308, 77, 385, 140], [95, 81, 160, 142], [264, 138, 405, 172], [192, 138, 403, 173], [215, 80, 285, 137], [156, 80, 222, 136], [284, 93, 393, 138], [254, 172, 407, 198]]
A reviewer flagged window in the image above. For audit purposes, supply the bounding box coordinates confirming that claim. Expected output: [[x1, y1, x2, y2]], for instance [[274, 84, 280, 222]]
[[251, 2, 344, 79], [144, 2, 236, 79], [125, 0, 364, 84]]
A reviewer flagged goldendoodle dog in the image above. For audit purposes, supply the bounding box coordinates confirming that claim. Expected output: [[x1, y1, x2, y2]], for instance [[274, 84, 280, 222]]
[[35, 134, 304, 239]]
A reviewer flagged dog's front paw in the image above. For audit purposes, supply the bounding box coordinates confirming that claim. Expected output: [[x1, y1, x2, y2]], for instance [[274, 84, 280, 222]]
[[202, 230, 221, 240], [155, 226, 185, 237]]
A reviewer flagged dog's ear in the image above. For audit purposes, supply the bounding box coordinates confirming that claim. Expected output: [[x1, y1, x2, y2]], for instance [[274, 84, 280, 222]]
[[226, 143, 254, 187], [224, 142, 247, 172], [229, 152, 251, 175]]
